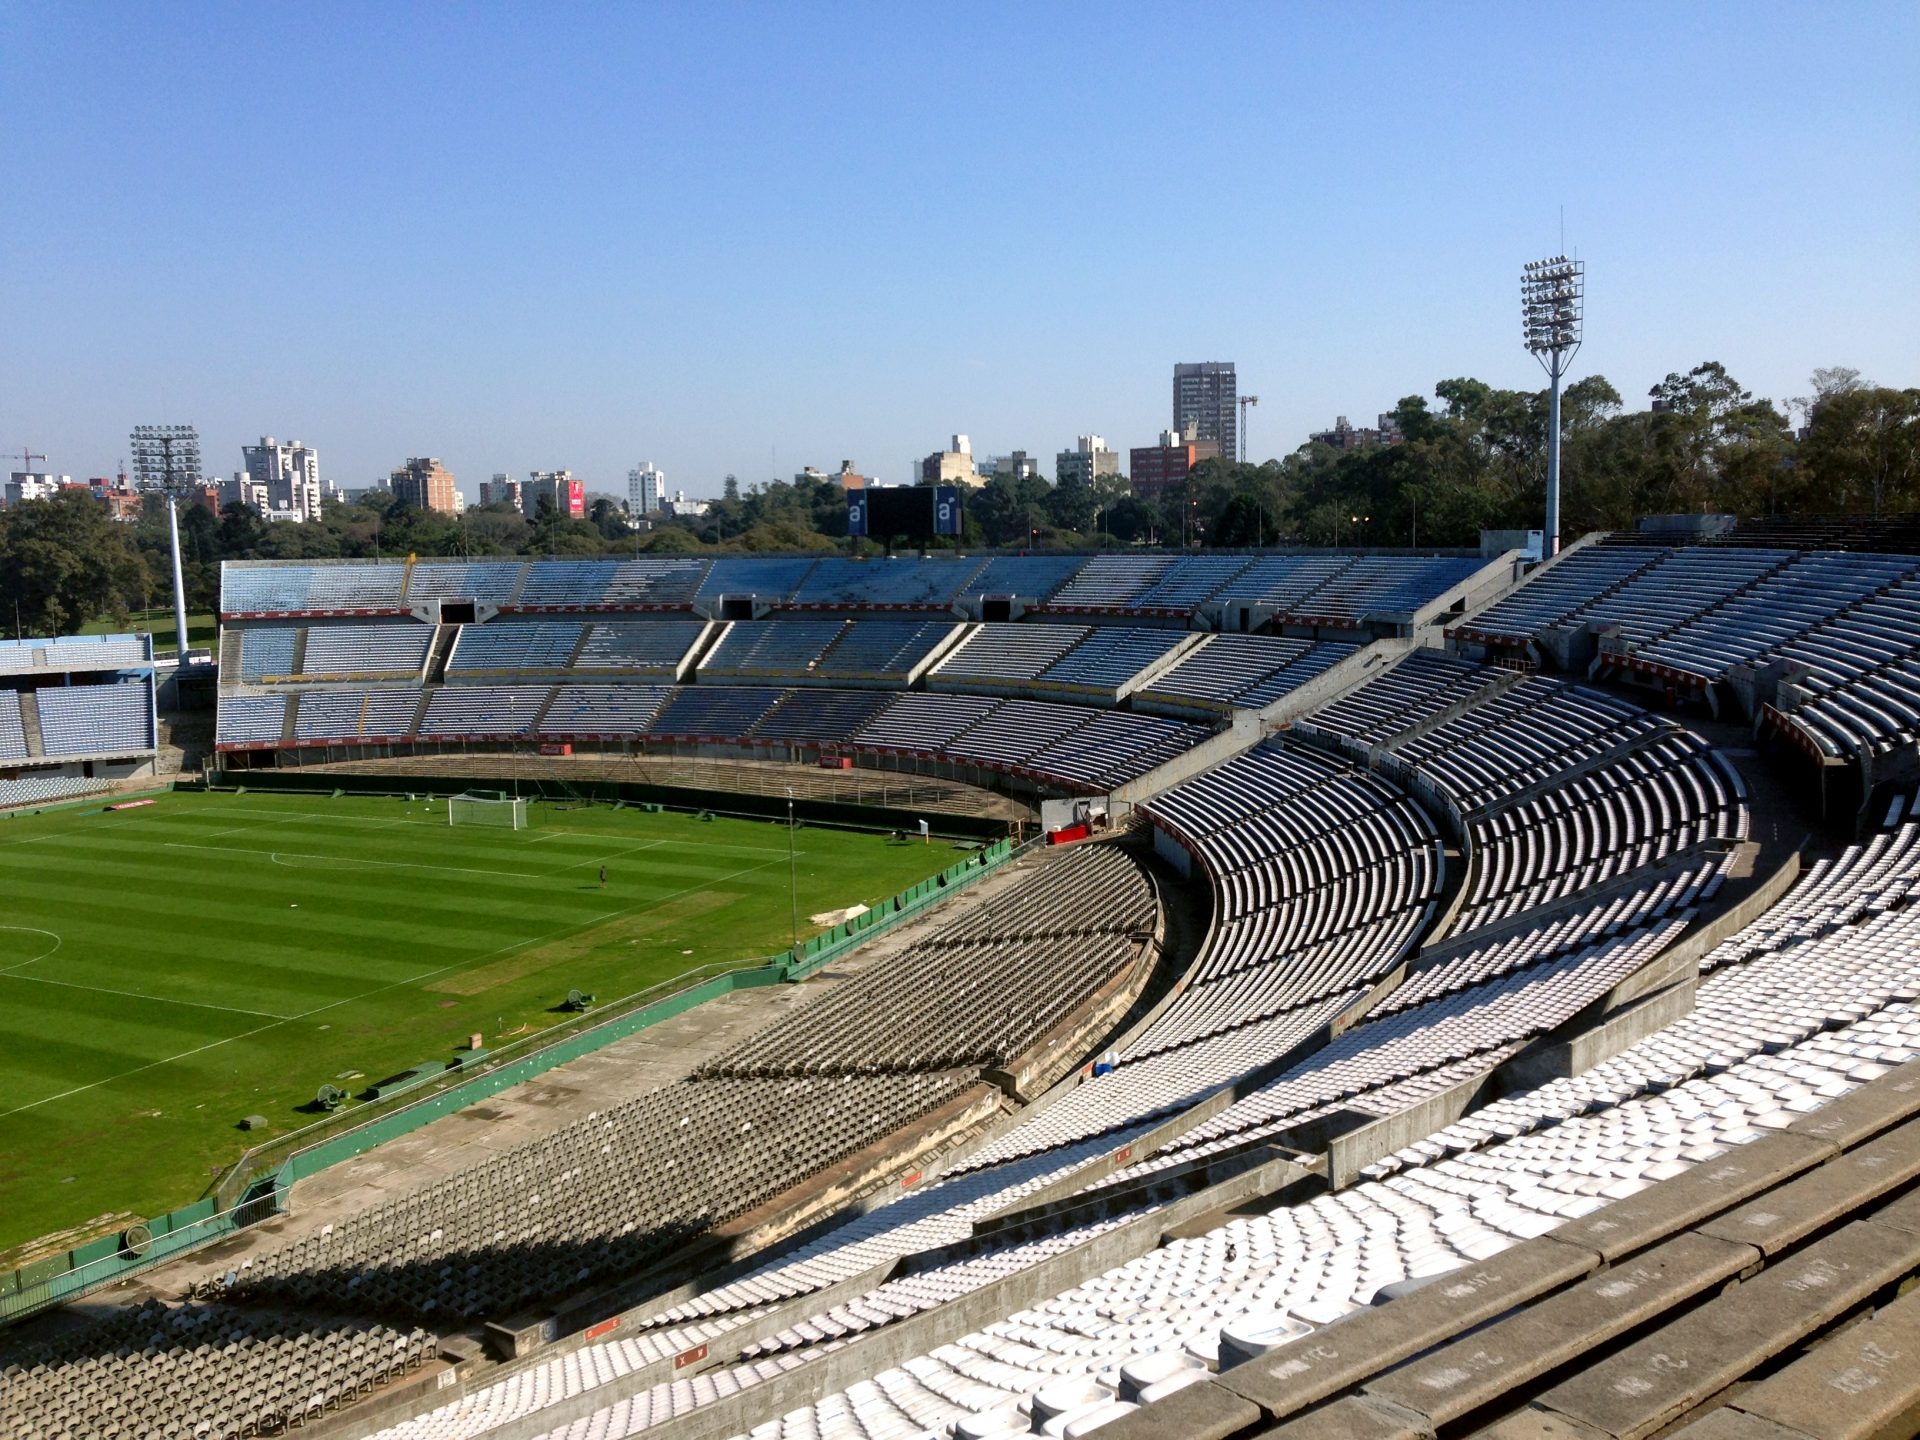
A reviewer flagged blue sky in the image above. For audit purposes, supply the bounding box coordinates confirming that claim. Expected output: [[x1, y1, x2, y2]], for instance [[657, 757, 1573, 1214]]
[[4, 3, 1916, 501]]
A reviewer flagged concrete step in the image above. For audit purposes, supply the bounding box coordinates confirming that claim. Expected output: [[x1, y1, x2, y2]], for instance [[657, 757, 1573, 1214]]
[[1532, 1215, 1920, 1439], [1360, 1232, 1757, 1433]]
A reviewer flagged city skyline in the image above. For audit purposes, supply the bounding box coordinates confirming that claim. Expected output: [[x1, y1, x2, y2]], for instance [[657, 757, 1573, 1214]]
[[4, 4, 1915, 502]]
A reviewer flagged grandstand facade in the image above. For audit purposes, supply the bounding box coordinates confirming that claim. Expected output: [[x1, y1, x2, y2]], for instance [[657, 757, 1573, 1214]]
[[0, 632, 158, 809], [9, 528, 1920, 1439], [211, 551, 1510, 797]]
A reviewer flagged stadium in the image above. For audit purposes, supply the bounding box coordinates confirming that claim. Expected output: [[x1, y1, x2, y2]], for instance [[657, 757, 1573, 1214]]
[[5, 526, 1920, 1440]]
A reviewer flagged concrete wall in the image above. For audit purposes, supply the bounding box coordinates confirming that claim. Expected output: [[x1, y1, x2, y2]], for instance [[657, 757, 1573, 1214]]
[[1109, 708, 1262, 809], [1256, 637, 1410, 729], [1409, 550, 1524, 631]]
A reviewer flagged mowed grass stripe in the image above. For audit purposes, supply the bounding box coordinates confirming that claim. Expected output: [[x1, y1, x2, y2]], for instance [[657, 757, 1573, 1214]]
[[0, 790, 960, 1250], [0, 986, 254, 1104]]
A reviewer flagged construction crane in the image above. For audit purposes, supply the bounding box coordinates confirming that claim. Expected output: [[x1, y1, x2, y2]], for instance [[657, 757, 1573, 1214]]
[[6, 448, 47, 471], [1237, 396, 1259, 464]]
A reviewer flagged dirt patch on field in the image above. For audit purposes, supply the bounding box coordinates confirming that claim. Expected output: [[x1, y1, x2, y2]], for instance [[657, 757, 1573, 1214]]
[[426, 890, 735, 995]]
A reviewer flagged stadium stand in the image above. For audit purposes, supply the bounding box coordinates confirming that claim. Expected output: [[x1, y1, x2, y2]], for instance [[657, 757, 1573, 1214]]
[[1212, 554, 1358, 610], [222, 562, 409, 615], [1287, 554, 1486, 624], [699, 845, 1153, 1079], [1703, 511, 1920, 553], [302, 621, 434, 680], [853, 691, 1001, 752], [932, 624, 1090, 685], [25, 539, 1920, 1440], [178, 846, 1155, 1338], [0, 1300, 436, 1439], [0, 634, 154, 672], [0, 691, 27, 761], [0, 771, 118, 807], [751, 689, 895, 743], [1304, 655, 1745, 937], [787, 558, 985, 609], [404, 559, 524, 605], [1128, 555, 1257, 610], [219, 552, 1500, 626], [1043, 556, 1173, 609], [417, 685, 547, 738], [646, 685, 789, 739], [427, 802, 1920, 1440], [538, 683, 676, 737], [446, 621, 583, 677], [814, 620, 957, 680], [1451, 544, 1673, 646], [1134, 635, 1359, 714], [216, 693, 290, 747], [695, 556, 820, 600], [700, 620, 850, 678], [515, 558, 708, 608], [959, 555, 1086, 600], [572, 619, 707, 674], [1036, 627, 1187, 692], [36, 682, 155, 757]]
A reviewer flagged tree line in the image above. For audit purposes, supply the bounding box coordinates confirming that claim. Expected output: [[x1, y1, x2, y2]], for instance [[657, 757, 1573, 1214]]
[[1, 362, 1913, 638]]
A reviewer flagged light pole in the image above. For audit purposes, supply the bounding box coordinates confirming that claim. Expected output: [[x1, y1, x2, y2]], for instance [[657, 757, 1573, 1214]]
[[1522, 255, 1585, 558], [129, 425, 201, 659], [785, 788, 799, 954]]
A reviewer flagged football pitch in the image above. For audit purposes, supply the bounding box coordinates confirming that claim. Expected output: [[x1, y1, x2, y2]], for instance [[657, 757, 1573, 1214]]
[[0, 789, 957, 1253]]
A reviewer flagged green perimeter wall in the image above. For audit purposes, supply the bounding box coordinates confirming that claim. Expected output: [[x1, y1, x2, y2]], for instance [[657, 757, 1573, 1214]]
[[203, 768, 1013, 844], [0, 792, 1020, 1325]]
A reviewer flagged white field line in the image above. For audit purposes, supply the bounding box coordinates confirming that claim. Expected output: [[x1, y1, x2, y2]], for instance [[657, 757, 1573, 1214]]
[[0, 854, 791, 1120], [0, 971, 293, 1020], [0, 926, 62, 975]]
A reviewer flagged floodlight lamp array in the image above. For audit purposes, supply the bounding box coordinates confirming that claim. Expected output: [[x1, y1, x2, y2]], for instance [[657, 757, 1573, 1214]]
[[1521, 256, 1584, 356], [128, 424, 203, 494]]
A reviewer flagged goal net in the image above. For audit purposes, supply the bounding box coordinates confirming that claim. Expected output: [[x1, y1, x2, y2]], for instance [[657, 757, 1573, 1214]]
[[448, 793, 530, 830]]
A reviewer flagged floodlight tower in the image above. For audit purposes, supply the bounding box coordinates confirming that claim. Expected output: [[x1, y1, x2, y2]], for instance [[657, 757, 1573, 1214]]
[[1238, 395, 1259, 463], [1521, 255, 1584, 557], [129, 424, 202, 660]]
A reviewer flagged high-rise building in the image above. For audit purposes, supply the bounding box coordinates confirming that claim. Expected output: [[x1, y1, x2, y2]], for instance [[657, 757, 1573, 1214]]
[[1055, 435, 1120, 489], [920, 434, 983, 488], [479, 473, 524, 509], [1129, 429, 1219, 503], [627, 462, 666, 515], [389, 457, 459, 514], [4, 471, 70, 507], [1173, 362, 1237, 464], [990, 451, 1040, 480], [242, 436, 323, 521], [525, 470, 585, 519]]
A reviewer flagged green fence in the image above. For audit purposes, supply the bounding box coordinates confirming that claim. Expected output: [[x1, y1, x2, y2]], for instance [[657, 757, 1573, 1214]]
[[209, 767, 1012, 843], [0, 826, 1027, 1327], [787, 837, 1018, 978]]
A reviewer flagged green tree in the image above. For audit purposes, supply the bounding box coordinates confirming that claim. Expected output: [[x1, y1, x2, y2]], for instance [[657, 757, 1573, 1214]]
[[0, 490, 150, 635], [1799, 384, 1920, 515]]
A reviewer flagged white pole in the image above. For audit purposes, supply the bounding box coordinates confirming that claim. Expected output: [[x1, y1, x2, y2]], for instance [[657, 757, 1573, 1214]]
[[1545, 354, 1564, 559], [167, 496, 191, 659], [786, 790, 798, 953]]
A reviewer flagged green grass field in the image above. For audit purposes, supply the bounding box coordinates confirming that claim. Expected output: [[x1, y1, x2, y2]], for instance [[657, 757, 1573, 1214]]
[[81, 608, 218, 656], [0, 790, 954, 1252]]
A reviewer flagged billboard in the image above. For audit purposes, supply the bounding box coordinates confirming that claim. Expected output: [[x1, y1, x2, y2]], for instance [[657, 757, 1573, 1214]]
[[934, 486, 961, 536], [845, 475, 869, 537], [868, 485, 954, 541]]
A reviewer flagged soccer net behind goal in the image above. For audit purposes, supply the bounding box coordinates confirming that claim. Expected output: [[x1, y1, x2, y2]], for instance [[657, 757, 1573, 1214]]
[[448, 793, 530, 829]]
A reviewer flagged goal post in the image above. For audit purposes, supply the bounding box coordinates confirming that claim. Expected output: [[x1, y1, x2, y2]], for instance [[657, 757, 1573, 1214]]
[[448, 793, 530, 830]]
